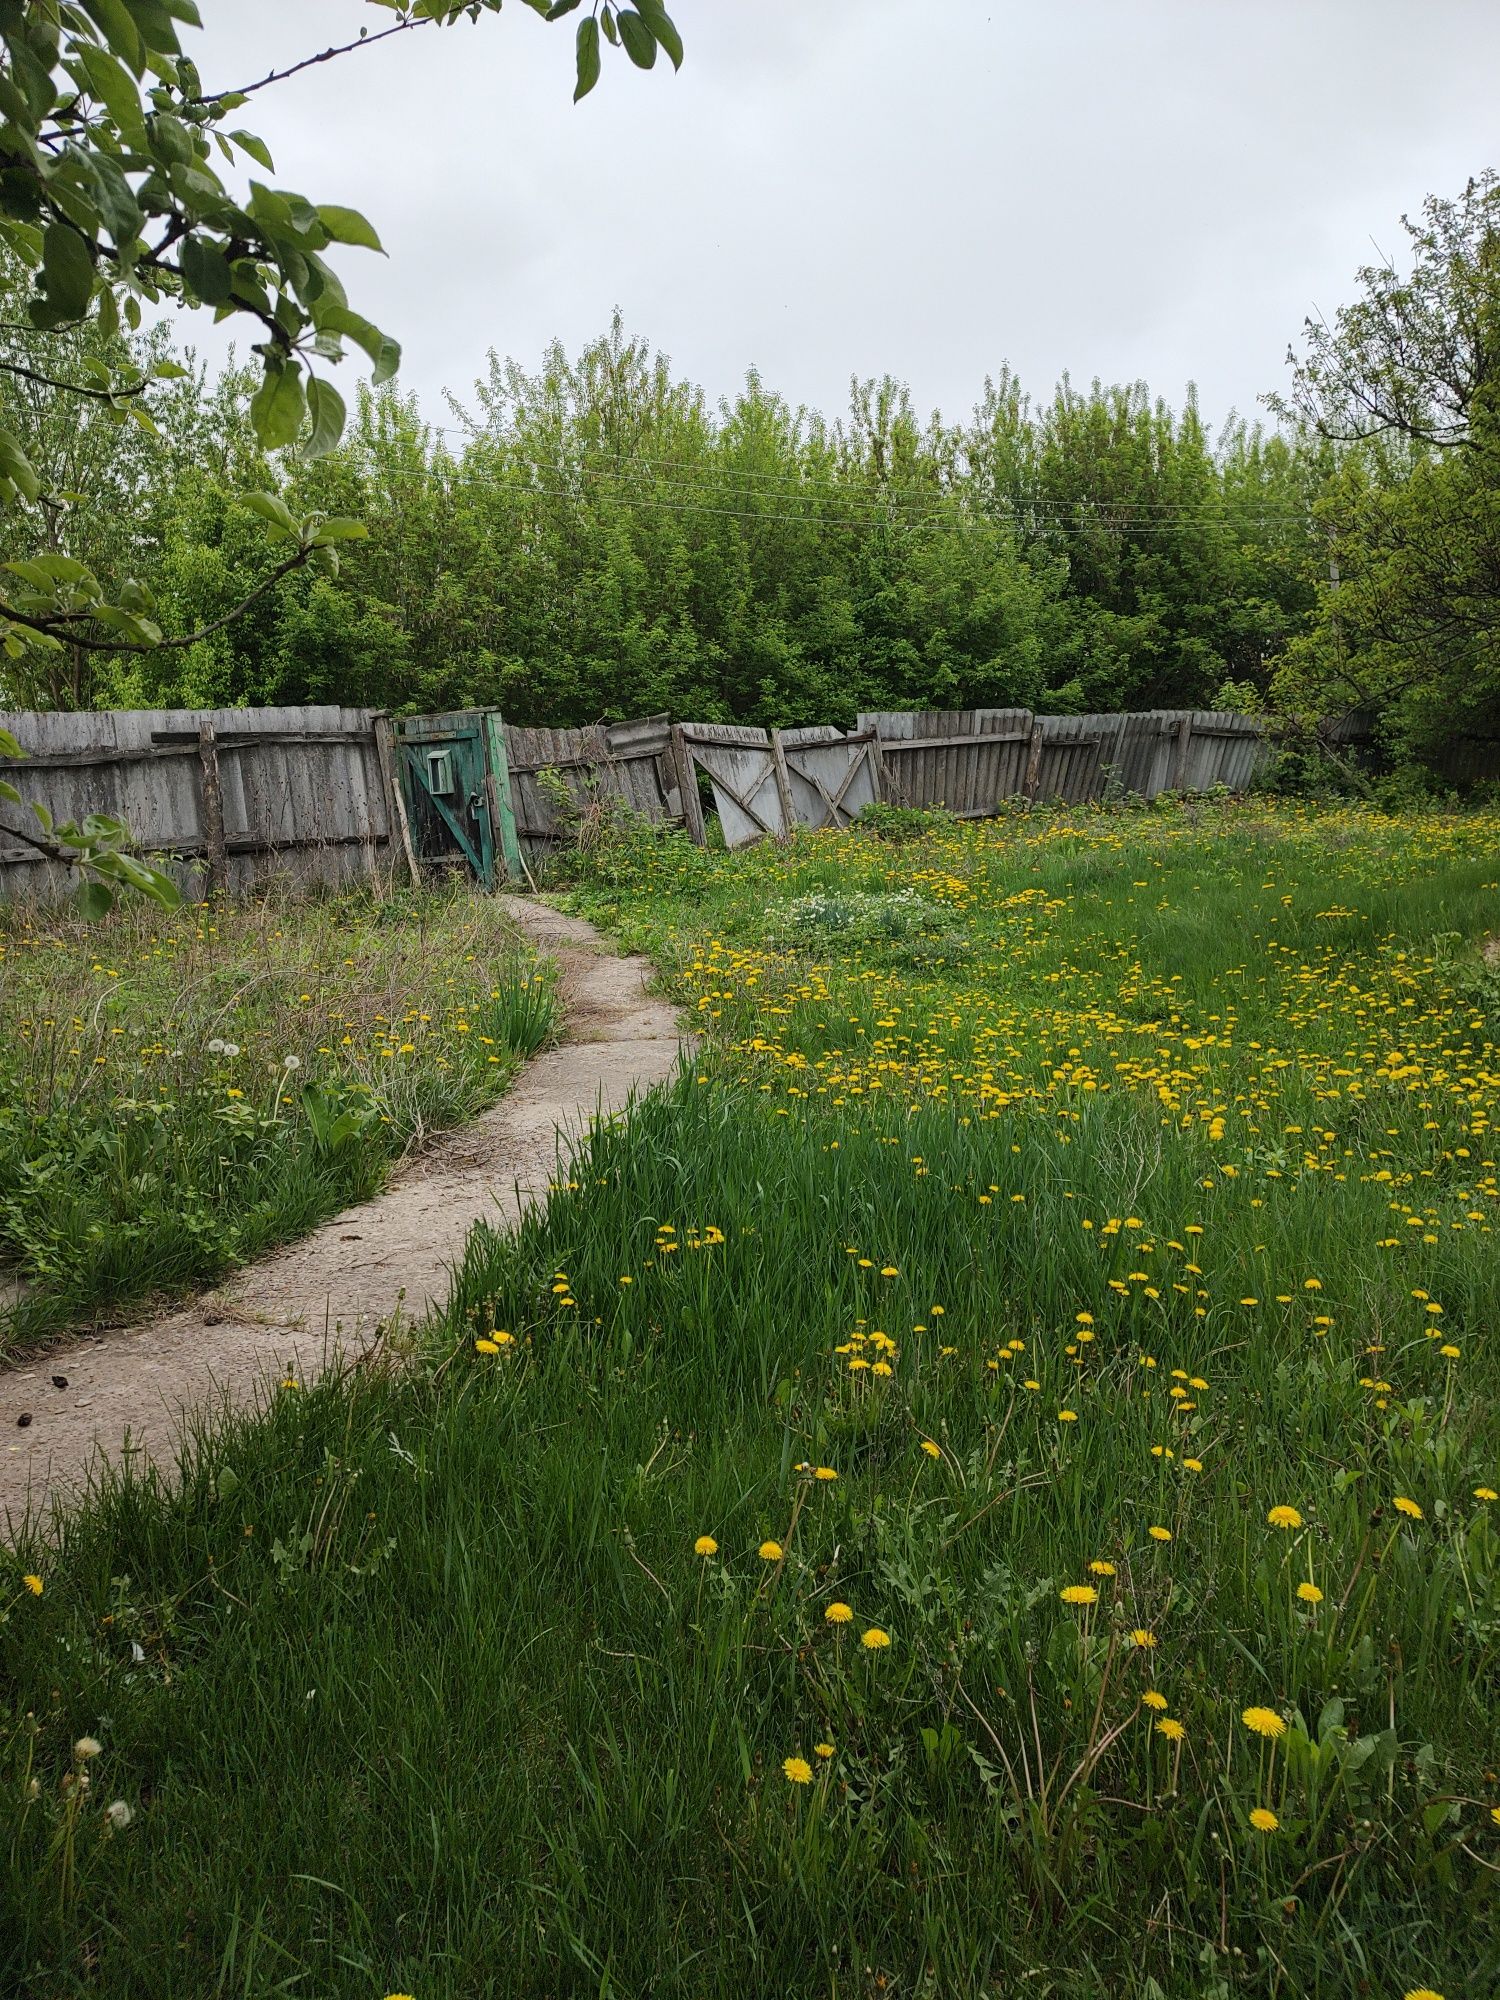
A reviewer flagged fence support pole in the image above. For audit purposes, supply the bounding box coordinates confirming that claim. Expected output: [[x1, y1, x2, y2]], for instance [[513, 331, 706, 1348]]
[[1023, 721, 1044, 802], [373, 715, 420, 888], [196, 721, 227, 895], [1170, 714, 1194, 790]]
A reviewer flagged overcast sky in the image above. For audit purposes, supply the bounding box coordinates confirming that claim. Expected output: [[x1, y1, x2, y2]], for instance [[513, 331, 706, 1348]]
[[184, 0, 1500, 442]]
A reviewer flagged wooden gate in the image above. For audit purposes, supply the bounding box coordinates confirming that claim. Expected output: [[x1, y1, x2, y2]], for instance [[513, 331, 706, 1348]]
[[391, 711, 521, 889], [673, 722, 883, 849]]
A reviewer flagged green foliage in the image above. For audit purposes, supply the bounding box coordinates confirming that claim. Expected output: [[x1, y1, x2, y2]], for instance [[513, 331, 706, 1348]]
[[18, 315, 1331, 728], [1273, 172, 1500, 765], [855, 799, 956, 841]]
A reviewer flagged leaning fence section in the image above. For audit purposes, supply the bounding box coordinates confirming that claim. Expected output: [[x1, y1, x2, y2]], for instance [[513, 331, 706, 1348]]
[[1, 701, 1271, 899]]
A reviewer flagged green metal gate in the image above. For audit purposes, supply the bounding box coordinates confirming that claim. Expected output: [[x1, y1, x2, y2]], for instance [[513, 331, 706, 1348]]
[[392, 711, 521, 889]]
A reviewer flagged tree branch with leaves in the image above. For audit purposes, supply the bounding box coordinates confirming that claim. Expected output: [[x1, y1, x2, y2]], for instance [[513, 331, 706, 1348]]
[[0, 0, 681, 908]]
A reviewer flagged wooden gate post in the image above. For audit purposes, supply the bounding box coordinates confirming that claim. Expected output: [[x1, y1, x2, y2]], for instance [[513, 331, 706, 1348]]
[[196, 720, 228, 895], [670, 724, 705, 845], [482, 712, 525, 885], [373, 714, 420, 887]]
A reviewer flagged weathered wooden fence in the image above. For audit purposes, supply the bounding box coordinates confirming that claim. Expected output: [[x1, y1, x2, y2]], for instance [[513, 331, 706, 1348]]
[[863, 707, 1265, 821], [0, 705, 392, 903], [0, 701, 1271, 898]]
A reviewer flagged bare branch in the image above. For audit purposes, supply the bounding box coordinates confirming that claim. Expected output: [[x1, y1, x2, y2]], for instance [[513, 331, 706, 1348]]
[[0, 549, 316, 656], [189, 18, 429, 105], [0, 358, 148, 402]]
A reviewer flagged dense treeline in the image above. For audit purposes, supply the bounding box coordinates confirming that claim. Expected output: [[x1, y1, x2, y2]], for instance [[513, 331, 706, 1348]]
[[3, 169, 1497, 766], [0, 312, 1322, 728]]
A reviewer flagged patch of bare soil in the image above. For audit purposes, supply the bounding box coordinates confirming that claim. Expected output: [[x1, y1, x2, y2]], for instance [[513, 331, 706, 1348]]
[[1, 897, 685, 1532]]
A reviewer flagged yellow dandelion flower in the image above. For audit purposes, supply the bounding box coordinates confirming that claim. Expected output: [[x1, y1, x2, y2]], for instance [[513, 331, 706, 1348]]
[[1059, 1584, 1099, 1606], [1475, 1488, 1498, 1503], [920, 1439, 941, 1459], [1057, 1409, 1079, 1423], [694, 1535, 718, 1557], [1142, 1690, 1168, 1711], [1183, 1457, 1204, 1473], [758, 1540, 784, 1562], [1249, 1807, 1280, 1832], [1266, 1505, 1303, 1530], [783, 1756, 812, 1785], [1296, 1581, 1323, 1604], [1148, 1525, 1173, 1542], [814, 1742, 834, 1759], [824, 1601, 853, 1624], [1242, 1706, 1286, 1739], [1131, 1628, 1156, 1648], [473, 1338, 500, 1355], [813, 1466, 838, 1482], [861, 1626, 891, 1650], [1402, 1989, 1445, 2000], [22, 1573, 43, 1597], [1088, 1559, 1116, 1576], [1393, 1496, 1423, 1520], [1156, 1717, 1185, 1741]]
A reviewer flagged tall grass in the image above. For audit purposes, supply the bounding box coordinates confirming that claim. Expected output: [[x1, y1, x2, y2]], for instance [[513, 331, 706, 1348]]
[[1, 802, 1496, 1998], [0, 884, 556, 1348]]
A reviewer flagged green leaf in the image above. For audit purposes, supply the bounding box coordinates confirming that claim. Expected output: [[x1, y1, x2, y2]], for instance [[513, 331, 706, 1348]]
[[314, 305, 401, 384], [74, 43, 149, 139], [229, 129, 275, 171], [77, 0, 145, 73], [0, 779, 20, 806], [75, 881, 115, 920], [635, 0, 682, 68], [0, 428, 41, 506], [574, 16, 601, 101], [180, 234, 233, 305], [30, 799, 53, 833], [240, 491, 299, 536], [617, 10, 656, 68], [249, 361, 307, 451], [42, 223, 96, 320], [308, 517, 369, 545], [303, 376, 347, 459], [317, 204, 384, 253]]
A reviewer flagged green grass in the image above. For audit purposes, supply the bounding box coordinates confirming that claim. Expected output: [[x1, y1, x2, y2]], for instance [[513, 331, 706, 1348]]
[[2, 801, 1498, 1998], [0, 883, 556, 1349]]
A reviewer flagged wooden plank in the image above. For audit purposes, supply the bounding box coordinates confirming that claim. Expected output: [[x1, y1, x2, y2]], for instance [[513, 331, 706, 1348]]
[[374, 714, 420, 886], [768, 730, 797, 843], [869, 730, 1031, 754]]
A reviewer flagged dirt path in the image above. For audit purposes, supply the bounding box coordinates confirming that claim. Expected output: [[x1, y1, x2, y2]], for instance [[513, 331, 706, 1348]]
[[1, 898, 685, 1532]]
